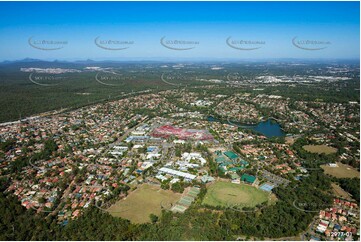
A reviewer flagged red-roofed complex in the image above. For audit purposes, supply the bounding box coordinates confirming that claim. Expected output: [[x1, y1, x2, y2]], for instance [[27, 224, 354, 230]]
[[151, 125, 213, 140]]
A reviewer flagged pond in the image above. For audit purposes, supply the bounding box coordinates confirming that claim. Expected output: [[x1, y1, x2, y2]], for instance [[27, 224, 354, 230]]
[[207, 116, 285, 138]]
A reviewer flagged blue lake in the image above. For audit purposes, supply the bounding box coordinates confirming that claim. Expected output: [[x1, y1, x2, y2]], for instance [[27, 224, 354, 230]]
[[207, 116, 285, 138]]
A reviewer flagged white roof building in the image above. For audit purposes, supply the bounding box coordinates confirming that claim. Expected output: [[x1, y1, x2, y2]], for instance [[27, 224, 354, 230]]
[[155, 174, 167, 182], [181, 152, 206, 166], [146, 153, 161, 160], [159, 167, 196, 180]]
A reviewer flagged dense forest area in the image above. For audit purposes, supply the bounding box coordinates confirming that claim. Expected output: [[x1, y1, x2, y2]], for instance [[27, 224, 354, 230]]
[[336, 178, 360, 204]]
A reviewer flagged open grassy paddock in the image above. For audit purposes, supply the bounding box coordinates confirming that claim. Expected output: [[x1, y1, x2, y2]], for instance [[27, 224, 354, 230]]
[[202, 181, 270, 209], [321, 162, 360, 178], [302, 145, 337, 154], [331, 183, 353, 200], [107, 184, 181, 224]]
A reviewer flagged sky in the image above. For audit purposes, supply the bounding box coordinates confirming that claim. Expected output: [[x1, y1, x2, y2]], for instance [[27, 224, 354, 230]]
[[0, 1, 359, 61]]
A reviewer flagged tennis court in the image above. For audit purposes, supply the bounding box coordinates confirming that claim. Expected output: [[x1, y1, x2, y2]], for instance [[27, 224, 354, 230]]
[[259, 183, 274, 192]]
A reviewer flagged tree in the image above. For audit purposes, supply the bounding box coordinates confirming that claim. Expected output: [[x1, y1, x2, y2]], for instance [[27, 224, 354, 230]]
[[149, 213, 158, 223], [171, 182, 185, 193], [38, 197, 46, 204], [337, 177, 360, 204], [161, 182, 170, 190]]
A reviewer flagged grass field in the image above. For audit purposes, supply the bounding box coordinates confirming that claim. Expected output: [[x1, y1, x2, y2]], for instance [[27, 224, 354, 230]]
[[302, 145, 337, 154], [107, 184, 181, 224], [202, 181, 269, 208], [331, 183, 353, 200], [321, 162, 360, 178]]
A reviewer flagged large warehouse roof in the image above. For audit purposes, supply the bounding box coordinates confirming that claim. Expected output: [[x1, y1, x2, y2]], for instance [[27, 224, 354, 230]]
[[159, 167, 196, 180]]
